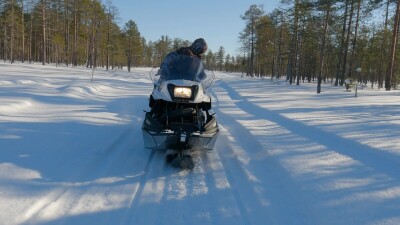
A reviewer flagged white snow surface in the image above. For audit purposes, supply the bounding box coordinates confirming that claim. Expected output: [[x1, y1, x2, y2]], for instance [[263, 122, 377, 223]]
[[1, 62, 400, 225]]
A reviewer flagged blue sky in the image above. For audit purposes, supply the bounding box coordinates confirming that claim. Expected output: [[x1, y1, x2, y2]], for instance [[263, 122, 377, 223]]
[[112, 0, 281, 56]]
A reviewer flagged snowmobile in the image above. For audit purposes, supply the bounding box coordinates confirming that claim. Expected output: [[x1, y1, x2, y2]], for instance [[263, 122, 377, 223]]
[[142, 54, 219, 169]]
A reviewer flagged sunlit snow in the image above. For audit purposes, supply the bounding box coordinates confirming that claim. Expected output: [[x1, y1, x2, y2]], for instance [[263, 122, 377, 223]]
[[1, 62, 400, 225]]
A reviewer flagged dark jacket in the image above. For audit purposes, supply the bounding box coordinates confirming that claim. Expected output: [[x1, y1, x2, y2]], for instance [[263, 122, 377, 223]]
[[175, 47, 202, 59]]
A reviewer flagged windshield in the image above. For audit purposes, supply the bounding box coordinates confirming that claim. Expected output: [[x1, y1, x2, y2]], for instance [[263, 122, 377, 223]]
[[150, 54, 215, 90], [159, 54, 205, 81]]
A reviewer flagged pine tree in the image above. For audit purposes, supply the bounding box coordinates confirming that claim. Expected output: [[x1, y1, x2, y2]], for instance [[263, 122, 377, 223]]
[[217, 46, 225, 71], [385, 0, 400, 90], [123, 20, 141, 72], [240, 4, 264, 77]]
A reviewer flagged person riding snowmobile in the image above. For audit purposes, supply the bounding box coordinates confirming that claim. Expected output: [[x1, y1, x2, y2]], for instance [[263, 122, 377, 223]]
[[142, 38, 218, 169], [174, 37, 208, 59], [157, 38, 208, 84]]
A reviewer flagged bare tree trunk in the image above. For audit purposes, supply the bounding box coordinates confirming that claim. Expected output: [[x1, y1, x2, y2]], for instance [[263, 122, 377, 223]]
[[348, 0, 361, 79], [21, 0, 25, 63], [318, 2, 331, 93], [296, 34, 301, 85], [92, 31, 96, 68], [73, 0, 77, 66], [10, 1, 14, 63], [86, 33, 91, 68], [335, 0, 349, 86], [378, 0, 390, 89], [287, 0, 300, 84], [127, 40, 131, 72], [341, 0, 355, 81], [0, 20, 3, 60], [250, 18, 255, 77], [47, 19, 51, 63], [272, 39, 277, 80], [386, 0, 400, 90], [106, 5, 111, 71], [106, 28, 110, 70], [35, 18, 38, 61], [64, 0, 69, 66], [3, 22, 7, 62], [290, 0, 300, 85], [42, 0, 46, 65], [277, 15, 284, 79], [29, 5, 32, 63], [111, 51, 115, 70]]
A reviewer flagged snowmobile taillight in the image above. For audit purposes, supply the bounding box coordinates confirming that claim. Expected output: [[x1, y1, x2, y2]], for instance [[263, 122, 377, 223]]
[[173, 87, 192, 99]]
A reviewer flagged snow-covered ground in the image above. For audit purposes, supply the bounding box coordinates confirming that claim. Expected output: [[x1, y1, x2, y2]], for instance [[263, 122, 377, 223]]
[[1, 62, 400, 225]]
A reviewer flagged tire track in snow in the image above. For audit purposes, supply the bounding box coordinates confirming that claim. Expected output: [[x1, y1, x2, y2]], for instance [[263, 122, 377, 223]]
[[217, 80, 400, 180], [120, 149, 157, 225], [213, 78, 400, 224], [124, 152, 216, 225], [123, 149, 246, 225], [207, 140, 252, 225], [154, 153, 223, 225], [210, 82, 318, 225], [55, 126, 145, 225], [15, 126, 140, 225]]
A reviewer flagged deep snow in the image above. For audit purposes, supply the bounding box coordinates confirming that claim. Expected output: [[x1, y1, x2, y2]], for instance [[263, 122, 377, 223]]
[[1, 62, 400, 225]]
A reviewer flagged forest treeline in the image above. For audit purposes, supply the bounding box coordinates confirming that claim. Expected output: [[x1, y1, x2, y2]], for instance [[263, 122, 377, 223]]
[[240, 0, 400, 91], [0, 0, 197, 72], [1, 0, 400, 90]]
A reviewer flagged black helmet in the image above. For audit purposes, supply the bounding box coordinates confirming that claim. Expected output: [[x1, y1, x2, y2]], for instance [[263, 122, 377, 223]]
[[190, 38, 208, 55]]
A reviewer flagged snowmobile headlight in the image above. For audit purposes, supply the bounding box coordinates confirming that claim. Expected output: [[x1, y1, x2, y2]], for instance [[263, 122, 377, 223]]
[[173, 87, 192, 99]]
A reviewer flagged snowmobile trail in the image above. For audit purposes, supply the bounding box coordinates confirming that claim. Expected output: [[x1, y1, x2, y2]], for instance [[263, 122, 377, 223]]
[[121, 149, 247, 225], [211, 78, 400, 225], [14, 126, 144, 225], [53, 126, 146, 225], [217, 80, 400, 179], [120, 149, 157, 225], [210, 88, 318, 225]]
